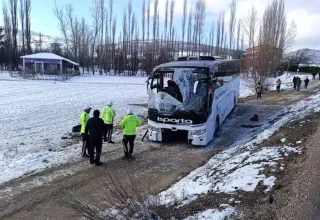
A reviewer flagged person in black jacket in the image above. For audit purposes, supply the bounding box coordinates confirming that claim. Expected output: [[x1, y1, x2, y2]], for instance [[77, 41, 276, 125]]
[[85, 110, 105, 166], [304, 77, 310, 89]]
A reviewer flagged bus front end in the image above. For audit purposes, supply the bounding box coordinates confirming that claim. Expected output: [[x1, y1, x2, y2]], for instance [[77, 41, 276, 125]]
[[147, 65, 211, 146]]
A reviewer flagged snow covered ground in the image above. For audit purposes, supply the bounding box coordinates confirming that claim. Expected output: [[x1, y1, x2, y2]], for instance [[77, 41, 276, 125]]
[[0, 72, 315, 185], [0, 75, 147, 184], [158, 91, 320, 216], [183, 205, 236, 220]]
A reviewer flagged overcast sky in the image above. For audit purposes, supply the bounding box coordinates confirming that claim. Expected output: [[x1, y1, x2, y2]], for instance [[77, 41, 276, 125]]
[[0, 0, 319, 51]]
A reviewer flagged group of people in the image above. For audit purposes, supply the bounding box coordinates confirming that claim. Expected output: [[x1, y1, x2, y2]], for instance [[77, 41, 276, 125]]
[[79, 102, 143, 166], [256, 75, 313, 100], [293, 76, 309, 91]]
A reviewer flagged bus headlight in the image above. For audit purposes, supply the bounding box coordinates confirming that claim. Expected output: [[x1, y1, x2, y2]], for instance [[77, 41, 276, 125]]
[[191, 129, 206, 135], [149, 125, 160, 132]]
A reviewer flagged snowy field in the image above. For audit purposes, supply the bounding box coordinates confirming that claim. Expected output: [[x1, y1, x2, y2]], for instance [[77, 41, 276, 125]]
[[0, 75, 148, 184], [0, 72, 312, 185]]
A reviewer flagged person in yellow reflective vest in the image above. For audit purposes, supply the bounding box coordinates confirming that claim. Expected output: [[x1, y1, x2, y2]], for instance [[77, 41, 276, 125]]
[[80, 106, 91, 157], [119, 108, 143, 159], [102, 101, 116, 144]]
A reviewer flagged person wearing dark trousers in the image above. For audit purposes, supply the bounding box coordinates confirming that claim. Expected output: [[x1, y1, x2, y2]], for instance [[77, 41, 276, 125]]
[[119, 108, 143, 159], [85, 110, 105, 166], [80, 106, 91, 157], [293, 76, 297, 90], [304, 77, 310, 89], [122, 135, 136, 158], [256, 82, 262, 100], [312, 72, 316, 80], [102, 101, 116, 144], [296, 77, 302, 91], [276, 79, 282, 93]]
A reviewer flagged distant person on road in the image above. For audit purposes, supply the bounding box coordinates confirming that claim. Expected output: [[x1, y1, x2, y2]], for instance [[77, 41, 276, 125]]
[[80, 106, 91, 157], [312, 72, 317, 80], [304, 77, 310, 89], [296, 77, 302, 91], [119, 108, 143, 159], [256, 82, 262, 100], [102, 101, 116, 144], [293, 76, 297, 90], [85, 110, 105, 166], [276, 79, 282, 93]]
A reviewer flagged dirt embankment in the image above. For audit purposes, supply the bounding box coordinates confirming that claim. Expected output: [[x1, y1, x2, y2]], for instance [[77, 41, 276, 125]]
[[235, 112, 320, 220], [0, 81, 319, 220]]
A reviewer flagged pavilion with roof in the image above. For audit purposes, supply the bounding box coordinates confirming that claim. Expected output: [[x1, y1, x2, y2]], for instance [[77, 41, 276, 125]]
[[20, 53, 80, 75]]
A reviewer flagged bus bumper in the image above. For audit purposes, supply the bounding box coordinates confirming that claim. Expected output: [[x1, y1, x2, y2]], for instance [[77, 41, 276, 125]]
[[148, 120, 207, 146]]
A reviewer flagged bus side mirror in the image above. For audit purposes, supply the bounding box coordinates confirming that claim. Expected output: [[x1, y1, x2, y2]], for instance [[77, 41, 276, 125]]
[[193, 81, 200, 94]]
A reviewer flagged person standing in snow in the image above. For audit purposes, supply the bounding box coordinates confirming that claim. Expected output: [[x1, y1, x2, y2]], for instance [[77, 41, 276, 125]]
[[80, 106, 91, 157], [256, 82, 262, 100], [312, 72, 316, 80], [293, 76, 297, 90], [276, 79, 282, 93], [304, 77, 310, 89], [85, 110, 105, 166], [119, 108, 143, 159], [296, 77, 302, 91], [102, 101, 116, 144]]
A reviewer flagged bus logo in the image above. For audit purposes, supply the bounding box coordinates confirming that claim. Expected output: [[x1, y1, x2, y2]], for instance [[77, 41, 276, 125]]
[[157, 117, 193, 124]]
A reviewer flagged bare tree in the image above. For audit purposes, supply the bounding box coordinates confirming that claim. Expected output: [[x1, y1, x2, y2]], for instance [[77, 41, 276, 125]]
[[210, 22, 215, 55], [19, 0, 25, 55], [164, 0, 169, 41], [241, 6, 259, 77], [216, 12, 221, 55], [169, 0, 174, 58], [181, 0, 187, 56], [2, 3, 13, 69], [122, 9, 128, 75], [53, 1, 70, 56], [220, 11, 226, 56], [236, 20, 241, 58], [141, 0, 146, 60], [25, 0, 32, 54], [187, 6, 193, 56], [109, 0, 114, 71], [257, 0, 297, 79], [111, 16, 117, 73], [90, 0, 103, 74], [9, 0, 18, 68], [194, 0, 206, 56], [229, 0, 236, 58]]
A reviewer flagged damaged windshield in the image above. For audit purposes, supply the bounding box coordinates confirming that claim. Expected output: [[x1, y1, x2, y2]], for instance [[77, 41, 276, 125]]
[[148, 67, 208, 115]]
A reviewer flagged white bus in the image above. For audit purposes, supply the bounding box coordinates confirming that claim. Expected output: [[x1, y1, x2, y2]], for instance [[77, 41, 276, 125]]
[[147, 56, 240, 146]]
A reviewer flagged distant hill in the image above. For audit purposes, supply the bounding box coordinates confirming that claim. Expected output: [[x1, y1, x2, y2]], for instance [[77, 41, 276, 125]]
[[284, 48, 320, 66], [17, 30, 64, 50]]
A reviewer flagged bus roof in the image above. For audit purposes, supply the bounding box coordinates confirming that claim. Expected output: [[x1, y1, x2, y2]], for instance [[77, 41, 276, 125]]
[[154, 60, 216, 69], [154, 59, 240, 70]]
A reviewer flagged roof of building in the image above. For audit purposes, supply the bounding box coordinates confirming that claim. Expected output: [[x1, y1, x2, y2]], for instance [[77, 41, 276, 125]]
[[20, 53, 79, 66]]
